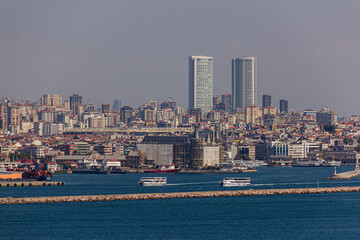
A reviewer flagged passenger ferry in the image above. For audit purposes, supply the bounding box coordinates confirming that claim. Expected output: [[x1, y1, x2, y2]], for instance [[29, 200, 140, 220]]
[[139, 177, 167, 186], [220, 177, 251, 187]]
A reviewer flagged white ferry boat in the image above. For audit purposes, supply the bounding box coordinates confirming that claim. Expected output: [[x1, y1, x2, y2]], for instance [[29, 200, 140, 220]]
[[220, 177, 251, 187], [139, 177, 167, 186]]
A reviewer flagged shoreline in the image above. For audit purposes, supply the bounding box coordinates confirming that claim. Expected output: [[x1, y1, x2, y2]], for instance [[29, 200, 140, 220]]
[[1, 186, 360, 205]]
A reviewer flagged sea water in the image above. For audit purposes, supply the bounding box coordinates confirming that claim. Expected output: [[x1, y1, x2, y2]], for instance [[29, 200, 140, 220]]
[[1, 166, 360, 239]]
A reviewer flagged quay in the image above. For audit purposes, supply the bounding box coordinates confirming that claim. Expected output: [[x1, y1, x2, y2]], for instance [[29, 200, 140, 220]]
[[0, 181, 65, 188], [1, 186, 360, 205]]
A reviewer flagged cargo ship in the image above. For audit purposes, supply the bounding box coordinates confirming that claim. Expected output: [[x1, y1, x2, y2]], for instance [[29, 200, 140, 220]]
[[144, 164, 180, 173]]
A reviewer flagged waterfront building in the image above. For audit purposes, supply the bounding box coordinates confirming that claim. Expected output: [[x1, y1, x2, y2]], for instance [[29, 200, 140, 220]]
[[188, 56, 213, 112], [232, 57, 257, 111], [237, 146, 256, 160], [137, 136, 191, 166], [280, 99, 288, 113], [262, 95, 271, 108], [272, 141, 309, 159]]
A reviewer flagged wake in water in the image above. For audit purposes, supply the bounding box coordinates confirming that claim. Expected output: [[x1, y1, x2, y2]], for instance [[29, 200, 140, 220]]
[[168, 179, 360, 187], [167, 181, 219, 186]]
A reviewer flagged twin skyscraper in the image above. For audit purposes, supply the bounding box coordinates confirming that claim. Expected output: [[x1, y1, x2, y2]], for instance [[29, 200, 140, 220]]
[[189, 56, 257, 112]]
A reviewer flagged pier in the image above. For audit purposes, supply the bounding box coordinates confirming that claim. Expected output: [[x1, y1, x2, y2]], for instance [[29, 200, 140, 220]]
[[0, 181, 65, 188], [1, 186, 360, 205], [327, 154, 360, 180]]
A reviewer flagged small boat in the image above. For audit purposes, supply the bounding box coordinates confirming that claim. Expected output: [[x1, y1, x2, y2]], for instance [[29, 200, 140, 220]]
[[144, 164, 180, 173], [220, 177, 251, 187], [139, 177, 167, 186]]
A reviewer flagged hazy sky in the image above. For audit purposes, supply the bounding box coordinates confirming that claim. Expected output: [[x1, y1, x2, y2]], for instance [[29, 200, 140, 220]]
[[1, 0, 360, 116]]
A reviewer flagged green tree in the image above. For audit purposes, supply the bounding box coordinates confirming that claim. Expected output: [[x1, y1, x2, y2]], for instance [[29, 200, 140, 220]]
[[344, 138, 354, 145], [323, 124, 336, 134]]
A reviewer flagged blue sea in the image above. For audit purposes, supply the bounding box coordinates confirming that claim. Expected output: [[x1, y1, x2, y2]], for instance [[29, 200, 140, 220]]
[[1, 166, 360, 240]]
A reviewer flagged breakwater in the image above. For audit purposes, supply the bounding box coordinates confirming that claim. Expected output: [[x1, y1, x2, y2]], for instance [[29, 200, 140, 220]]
[[0, 181, 65, 188], [1, 186, 360, 205], [326, 170, 360, 180]]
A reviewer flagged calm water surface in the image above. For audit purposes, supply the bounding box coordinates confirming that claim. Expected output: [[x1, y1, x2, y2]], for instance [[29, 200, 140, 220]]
[[1, 166, 360, 239]]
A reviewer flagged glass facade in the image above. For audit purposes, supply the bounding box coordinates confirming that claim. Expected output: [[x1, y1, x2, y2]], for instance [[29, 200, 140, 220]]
[[232, 57, 257, 111], [189, 56, 213, 112]]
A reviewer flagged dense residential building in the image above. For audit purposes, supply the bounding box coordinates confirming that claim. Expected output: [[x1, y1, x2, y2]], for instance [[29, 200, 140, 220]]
[[245, 105, 259, 125], [232, 57, 257, 111], [188, 56, 213, 112], [262, 95, 271, 108], [148, 99, 158, 109], [41, 94, 62, 106], [101, 104, 111, 113], [280, 99, 288, 113]]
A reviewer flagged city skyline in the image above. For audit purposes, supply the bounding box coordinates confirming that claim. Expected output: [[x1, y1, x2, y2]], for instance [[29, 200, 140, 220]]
[[1, 1, 360, 116]]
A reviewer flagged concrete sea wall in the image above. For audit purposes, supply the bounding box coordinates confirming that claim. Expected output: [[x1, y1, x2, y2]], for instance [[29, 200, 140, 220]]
[[0, 181, 65, 188], [1, 186, 360, 205]]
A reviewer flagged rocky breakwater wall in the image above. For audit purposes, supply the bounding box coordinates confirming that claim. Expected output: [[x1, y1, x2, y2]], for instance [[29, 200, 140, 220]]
[[1, 186, 360, 205]]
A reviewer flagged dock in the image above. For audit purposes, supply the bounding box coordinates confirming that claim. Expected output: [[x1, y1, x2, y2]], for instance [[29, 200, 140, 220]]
[[1, 186, 360, 205], [0, 181, 65, 187]]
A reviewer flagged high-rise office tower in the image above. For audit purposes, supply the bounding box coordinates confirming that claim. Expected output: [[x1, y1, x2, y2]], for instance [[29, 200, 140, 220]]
[[222, 93, 232, 112], [262, 95, 271, 108], [280, 99, 288, 113], [113, 100, 121, 112], [231, 57, 257, 111], [69, 94, 82, 115], [189, 56, 213, 112], [121, 106, 133, 123]]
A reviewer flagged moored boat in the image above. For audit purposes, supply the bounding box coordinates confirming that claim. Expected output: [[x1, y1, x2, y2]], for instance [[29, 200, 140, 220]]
[[144, 164, 180, 173], [139, 177, 167, 186], [220, 177, 251, 187]]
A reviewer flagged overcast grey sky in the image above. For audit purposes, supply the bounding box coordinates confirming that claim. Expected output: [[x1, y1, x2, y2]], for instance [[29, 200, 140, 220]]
[[1, 0, 360, 116]]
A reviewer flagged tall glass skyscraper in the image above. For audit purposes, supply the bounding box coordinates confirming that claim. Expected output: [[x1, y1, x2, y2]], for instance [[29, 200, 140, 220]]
[[189, 56, 213, 112], [231, 57, 257, 111]]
